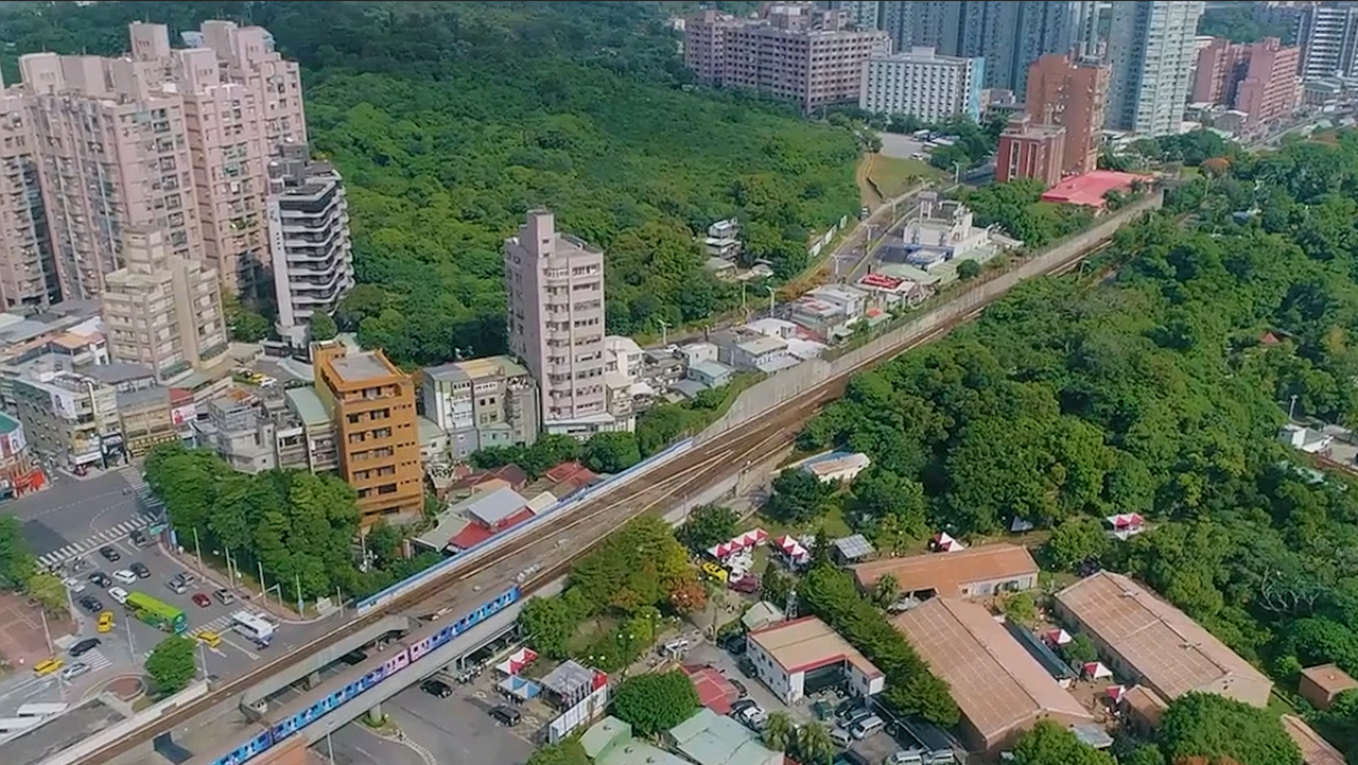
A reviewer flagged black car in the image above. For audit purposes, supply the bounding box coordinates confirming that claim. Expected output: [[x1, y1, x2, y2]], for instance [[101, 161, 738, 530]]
[[738, 657, 758, 678], [87, 572, 111, 588], [78, 596, 103, 613], [130, 562, 150, 579], [490, 705, 521, 726], [420, 679, 452, 698], [98, 546, 120, 562], [69, 638, 100, 657], [129, 528, 150, 547], [722, 631, 747, 655], [729, 679, 749, 698]]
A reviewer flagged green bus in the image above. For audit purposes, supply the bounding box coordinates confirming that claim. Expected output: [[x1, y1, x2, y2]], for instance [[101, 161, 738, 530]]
[[124, 592, 188, 634]]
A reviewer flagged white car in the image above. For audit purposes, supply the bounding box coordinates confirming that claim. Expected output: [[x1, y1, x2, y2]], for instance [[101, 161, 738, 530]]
[[112, 570, 137, 585], [107, 586, 129, 605], [61, 577, 86, 593], [61, 662, 90, 681]]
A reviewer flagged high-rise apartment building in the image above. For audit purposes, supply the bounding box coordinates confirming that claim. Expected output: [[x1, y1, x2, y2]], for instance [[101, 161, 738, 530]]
[[0, 75, 60, 311], [0, 21, 306, 308], [266, 142, 354, 347], [878, 1, 1093, 94], [101, 226, 227, 382], [859, 47, 985, 122], [1296, 2, 1358, 80], [684, 3, 890, 113], [996, 115, 1067, 186], [505, 209, 630, 438], [1192, 37, 1301, 127], [818, 1, 883, 29], [1105, 1, 1206, 136], [313, 342, 423, 526], [1026, 53, 1109, 176]]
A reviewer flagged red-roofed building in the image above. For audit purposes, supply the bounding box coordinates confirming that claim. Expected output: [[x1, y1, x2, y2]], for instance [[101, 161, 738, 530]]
[[536, 460, 600, 499], [682, 664, 741, 715], [1040, 171, 1154, 210]]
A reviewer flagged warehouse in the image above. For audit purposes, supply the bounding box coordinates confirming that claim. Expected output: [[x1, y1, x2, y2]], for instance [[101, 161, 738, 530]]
[[892, 598, 1094, 758], [745, 617, 885, 704], [1054, 571, 1273, 707]]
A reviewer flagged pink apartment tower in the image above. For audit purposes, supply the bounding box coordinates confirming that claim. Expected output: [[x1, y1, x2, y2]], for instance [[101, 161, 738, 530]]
[[1192, 37, 1300, 128]]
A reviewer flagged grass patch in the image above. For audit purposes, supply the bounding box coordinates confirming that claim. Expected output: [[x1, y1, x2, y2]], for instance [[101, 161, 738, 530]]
[[748, 504, 854, 540], [868, 154, 941, 198]]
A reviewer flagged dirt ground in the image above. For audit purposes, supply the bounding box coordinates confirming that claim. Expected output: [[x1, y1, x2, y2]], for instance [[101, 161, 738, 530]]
[[0, 590, 72, 667]]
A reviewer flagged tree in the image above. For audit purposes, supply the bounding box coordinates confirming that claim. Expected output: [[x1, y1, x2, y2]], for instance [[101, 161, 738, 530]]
[[518, 596, 580, 659], [583, 432, 641, 474], [1012, 720, 1116, 765], [796, 721, 837, 765], [145, 635, 198, 694], [308, 311, 339, 343], [760, 560, 793, 608], [1060, 633, 1098, 666], [610, 670, 699, 736], [668, 577, 707, 615], [763, 710, 795, 752], [526, 740, 590, 765], [873, 574, 899, 608], [1001, 592, 1038, 627], [25, 573, 67, 615], [1042, 516, 1108, 570], [956, 259, 982, 280], [677, 504, 741, 554], [765, 469, 833, 524], [0, 516, 36, 590], [229, 309, 270, 343], [1159, 693, 1301, 765]]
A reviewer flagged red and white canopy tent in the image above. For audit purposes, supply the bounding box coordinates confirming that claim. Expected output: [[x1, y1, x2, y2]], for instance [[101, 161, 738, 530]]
[[1083, 661, 1113, 680], [496, 647, 538, 677], [772, 535, 811, 566], [708, 529, 769, 560], [1105, 513, 1145, 530], [1105, 685, 1127, 703], [931, 532, 966, 553], [1045, 628, 1073, 647]]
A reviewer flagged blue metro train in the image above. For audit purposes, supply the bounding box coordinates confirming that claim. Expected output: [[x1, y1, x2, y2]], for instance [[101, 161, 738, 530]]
[[205, 587, 521, 765]]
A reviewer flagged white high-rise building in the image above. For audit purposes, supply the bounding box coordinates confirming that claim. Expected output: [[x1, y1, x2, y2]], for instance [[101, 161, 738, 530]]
[[1104, 1, 1205, 136]]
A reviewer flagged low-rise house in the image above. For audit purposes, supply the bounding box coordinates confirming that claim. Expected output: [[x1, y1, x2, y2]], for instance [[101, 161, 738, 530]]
[[680, 342, 719, 367], [805, 285, 869, 318], [666, 708, 783, 765], [412, 485, 536, 554], [852, 543, 1039, 602], [584, 717, 690, 765], [1280, 423, 1333, 454], [728, 334, 792, 373], [687, 360, 734, 389], [789, 296, 849, 338], [1299, 664, 1358, 711], [746, 616, 885, 704], [857, 272, 931, 308]]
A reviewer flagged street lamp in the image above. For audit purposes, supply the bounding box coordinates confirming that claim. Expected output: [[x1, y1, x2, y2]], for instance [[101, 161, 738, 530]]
[[325, 720, 336, 764]]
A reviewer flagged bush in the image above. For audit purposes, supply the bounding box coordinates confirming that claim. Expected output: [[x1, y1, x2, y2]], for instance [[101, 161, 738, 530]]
[[610, 670, 700, 736]]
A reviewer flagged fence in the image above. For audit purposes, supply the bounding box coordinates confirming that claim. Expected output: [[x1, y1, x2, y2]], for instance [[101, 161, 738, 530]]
[[698, 191, 1165, 441], [355, 438, 697, 614]]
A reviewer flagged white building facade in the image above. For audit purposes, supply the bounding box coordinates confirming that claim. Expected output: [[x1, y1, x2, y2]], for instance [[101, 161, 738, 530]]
[[1105, 1, 1205, 136], [859, 46, 984, 122]]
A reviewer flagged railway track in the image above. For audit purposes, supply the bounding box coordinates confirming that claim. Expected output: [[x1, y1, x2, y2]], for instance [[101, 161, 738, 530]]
[[79, 221, 1119, 765]]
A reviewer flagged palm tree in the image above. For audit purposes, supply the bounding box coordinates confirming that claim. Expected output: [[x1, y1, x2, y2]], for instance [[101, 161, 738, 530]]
[[873, 573, 900, 608], [762, 711, 795, 753], [797, 721, 837, 765]]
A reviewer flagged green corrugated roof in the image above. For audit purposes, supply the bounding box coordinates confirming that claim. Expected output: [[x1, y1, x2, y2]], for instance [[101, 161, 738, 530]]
[[0, 411, 20, 434]]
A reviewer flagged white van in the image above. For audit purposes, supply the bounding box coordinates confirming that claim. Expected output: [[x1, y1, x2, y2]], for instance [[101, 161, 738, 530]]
[[850, 715, 884, 739]]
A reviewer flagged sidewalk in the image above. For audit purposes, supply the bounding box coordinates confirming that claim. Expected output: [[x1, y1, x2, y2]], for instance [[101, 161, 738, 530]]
[[156, 537, 334, 626]]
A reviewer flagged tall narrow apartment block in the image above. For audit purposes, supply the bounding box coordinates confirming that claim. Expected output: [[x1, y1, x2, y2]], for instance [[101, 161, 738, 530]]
[[266, 141, 354, 347], [0, 20, 306, 307], [505, 209, 630, 438], [1025, 53, 1109, 177], [1192, 37, 1300, 128], [313, 342, 423, 526], [101, 225, 228, 382], [1105, 1, 1206, 136], [0, 72, 59, 311]]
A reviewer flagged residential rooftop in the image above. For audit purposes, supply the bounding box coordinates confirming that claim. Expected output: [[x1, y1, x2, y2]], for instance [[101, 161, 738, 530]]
[[852, 543, 1038, 596], [747, 616, 882, 679], [329, 350, 400, 383]]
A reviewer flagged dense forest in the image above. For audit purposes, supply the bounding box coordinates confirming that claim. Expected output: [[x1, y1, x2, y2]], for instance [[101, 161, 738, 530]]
[[0, 1, 863, 364], [796, 133, 1358, 759]]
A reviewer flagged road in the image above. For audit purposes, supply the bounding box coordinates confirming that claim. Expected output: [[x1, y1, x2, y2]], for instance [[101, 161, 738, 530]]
[[4, 468, 151, 567]]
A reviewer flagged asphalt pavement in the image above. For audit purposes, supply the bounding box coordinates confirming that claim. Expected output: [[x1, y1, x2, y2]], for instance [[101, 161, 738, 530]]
[[381, 680, 535, 765], [3, 468, 152, 566], [324, 723, 430, 765]]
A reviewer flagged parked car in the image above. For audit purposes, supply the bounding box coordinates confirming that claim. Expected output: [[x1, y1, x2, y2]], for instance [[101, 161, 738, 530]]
[[214, 588, 235, 606], [33, 658, 63, 676], [738, 657, 758, 678], [78, 596, 103, 613], [730, 699, 758, 718], [850, 716, 884, 740], [107, 586, 129, 605], [729, 679, 749, 698], [887, 750, 925, 765], [129, 528, 150, 547], [420, 680, 452, 698], [62, 577, 86, 593], [98, 546, 120, 562], [87, 571, 112, 588], [830, 726, 853, 748], [112, 570, 137, 585], [192, 593, 211, 608], [69, 638, 100, 657], [490, 705, 521, 726], [166, 579, 188, 595], [129, 562, 150, 579]]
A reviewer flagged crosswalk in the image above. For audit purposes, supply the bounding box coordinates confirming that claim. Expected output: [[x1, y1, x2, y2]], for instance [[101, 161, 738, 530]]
[[37, 518, 153, 567], [70, 648, 113, 676], [188, 615, 235, 639]]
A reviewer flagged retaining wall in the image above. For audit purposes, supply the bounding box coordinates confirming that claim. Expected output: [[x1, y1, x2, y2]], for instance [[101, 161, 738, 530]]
[[699, 191, 1164, 440]]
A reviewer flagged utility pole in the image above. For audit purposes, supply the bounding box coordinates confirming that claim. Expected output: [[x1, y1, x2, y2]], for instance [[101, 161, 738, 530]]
[[657, 319, 670, 347]]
